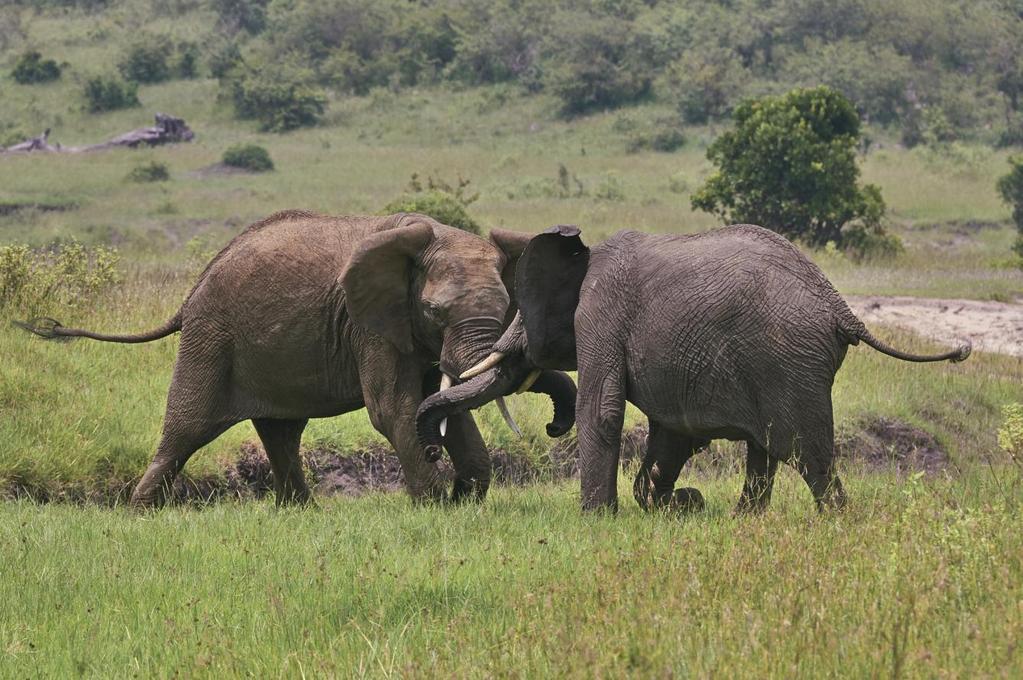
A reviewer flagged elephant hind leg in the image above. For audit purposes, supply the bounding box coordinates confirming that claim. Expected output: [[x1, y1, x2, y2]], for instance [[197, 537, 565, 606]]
[[252, 418, 311, 507], [763, 410, 846, 512], [130, 419, 234, 508], [735, 440, 779, 514], [633, 421, 697, 511]]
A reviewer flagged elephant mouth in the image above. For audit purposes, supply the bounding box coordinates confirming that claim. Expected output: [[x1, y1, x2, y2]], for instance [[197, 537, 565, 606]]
[[416, 355, 577, 462]]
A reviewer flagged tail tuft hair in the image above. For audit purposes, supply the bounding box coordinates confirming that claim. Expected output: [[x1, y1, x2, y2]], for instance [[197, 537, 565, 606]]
[[951, 341, 972, 363], [11, 317, 70, 341]]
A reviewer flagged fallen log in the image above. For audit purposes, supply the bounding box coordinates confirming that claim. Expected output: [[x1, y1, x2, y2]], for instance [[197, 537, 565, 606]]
[[1, 113, 194, 154]]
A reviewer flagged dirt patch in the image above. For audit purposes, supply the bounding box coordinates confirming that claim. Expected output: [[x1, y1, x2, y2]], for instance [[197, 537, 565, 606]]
[[836, 417, 952, 475], [847, 295, 1023, 357]]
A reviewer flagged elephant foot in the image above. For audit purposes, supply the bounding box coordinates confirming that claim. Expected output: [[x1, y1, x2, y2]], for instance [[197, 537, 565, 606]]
[[449, 477, 489, 504], [668, 487, 705, 514]]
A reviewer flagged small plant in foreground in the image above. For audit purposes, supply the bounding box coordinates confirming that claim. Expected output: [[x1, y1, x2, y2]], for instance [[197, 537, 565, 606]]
[[222, 144, 274, 172], [999, 403, 1023, 464], [82, 75, 139, 113], [12, 50, 61, 84], [996, 155, 1023, 261], [126, 161, 170, 183], [383, 173, 481, 234], [0, 241, 120, 317]]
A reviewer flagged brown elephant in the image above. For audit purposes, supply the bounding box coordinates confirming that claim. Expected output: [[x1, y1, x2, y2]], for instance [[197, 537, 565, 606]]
[[17, 211, 576, 507], [416, 224, 971, 514]]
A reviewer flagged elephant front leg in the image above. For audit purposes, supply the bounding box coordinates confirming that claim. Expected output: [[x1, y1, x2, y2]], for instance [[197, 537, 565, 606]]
[[442, 412, 491, 503], [360, 352, 447, 503], [577, 363, 627, 513]]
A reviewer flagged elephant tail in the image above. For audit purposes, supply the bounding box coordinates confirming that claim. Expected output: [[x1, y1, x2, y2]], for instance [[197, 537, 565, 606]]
[[854, 326, 972, 363], [12, 312, 182, 344]]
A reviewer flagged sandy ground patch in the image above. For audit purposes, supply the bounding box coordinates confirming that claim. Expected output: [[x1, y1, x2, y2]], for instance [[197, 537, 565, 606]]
[[847, 295, 1023, 357]]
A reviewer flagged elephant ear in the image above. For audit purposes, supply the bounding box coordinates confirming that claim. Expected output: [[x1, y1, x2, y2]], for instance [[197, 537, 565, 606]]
[[488, 227, 533, 308], [341, 221, 435, 354], [514, 225, 589, 369]]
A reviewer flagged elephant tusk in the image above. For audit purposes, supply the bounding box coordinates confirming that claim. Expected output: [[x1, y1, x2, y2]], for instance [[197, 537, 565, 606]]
[[460, 351, 505, 380], [515, 369, 542, 394], [496, 397, 523, 437], [439, 373, 453, 437]]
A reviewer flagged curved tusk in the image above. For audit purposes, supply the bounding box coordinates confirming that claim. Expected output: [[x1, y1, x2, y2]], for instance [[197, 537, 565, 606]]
[[496, 397, 523, 437], [439, 373, 452, 437], [460, 351, 505, 380], [515, 369, 542, 394]]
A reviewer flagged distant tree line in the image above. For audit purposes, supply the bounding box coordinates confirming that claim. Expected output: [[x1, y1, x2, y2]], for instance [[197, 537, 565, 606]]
[[9, 0, 1023, 145]]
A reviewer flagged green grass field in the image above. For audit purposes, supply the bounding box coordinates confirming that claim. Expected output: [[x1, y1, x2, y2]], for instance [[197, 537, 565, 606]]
[[2, 471, 1021, 677], [2, 4, 1023, 676]]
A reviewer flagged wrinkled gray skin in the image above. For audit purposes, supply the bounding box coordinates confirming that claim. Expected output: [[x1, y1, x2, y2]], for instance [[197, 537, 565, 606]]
[[19, 211, 575, 507], [417, 224, 971, 513]]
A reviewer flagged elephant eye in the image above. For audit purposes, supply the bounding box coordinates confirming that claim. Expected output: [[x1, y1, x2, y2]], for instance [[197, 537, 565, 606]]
[[424, 301, 445, 323]]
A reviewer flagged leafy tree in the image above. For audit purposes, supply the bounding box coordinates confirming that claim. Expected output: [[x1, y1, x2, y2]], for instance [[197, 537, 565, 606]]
[[542, 10, 652, 115], [996, 155, 1023, 259], [691, 86, 887, 249]]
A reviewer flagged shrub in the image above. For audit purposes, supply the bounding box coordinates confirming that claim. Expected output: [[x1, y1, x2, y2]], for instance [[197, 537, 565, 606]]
[[626, 118, 686, 153], [691, 86, 888, 249], [118, 37, 174, 84], [176, 41, 200, 78], [0, 240, 120, 318], [126, 161, 170, 183], [224, 63, 326, 132], [208, 41, 242, 79], [82, 75, 139, 113], [383, 173, 481, 234], [996, 155, 1023, 260], [222, 144, 274, 172], [11, 50, 61, 84]]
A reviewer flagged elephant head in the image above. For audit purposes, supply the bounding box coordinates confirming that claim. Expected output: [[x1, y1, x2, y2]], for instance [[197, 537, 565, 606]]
[[342, 216, 577, 441], [415, 225, 587, 454]]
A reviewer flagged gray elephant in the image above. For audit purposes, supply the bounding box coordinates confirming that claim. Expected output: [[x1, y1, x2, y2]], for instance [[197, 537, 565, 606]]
[[17, 211, 576, 507], [416, 224, 970, 513]]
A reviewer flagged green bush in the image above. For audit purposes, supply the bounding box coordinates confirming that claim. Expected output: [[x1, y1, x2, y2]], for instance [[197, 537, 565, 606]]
[[691, 86, 888, 249], [383, 173, 481, 234], [996, 155, 1023, 260], [118, 37, 173, 84], [126, 161, 170, 183], [224, 63, 326, 132], [222, 144, 274, 172], [82, 75, 139, 113], [593, 172, 626, 202], [11, 51, 61, 84], [0, 240, 120, 318]]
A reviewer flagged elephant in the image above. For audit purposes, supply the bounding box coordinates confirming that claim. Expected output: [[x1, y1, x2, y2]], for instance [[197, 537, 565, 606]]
[[416, 224, 971, 514], [16, 211, 576, 507]]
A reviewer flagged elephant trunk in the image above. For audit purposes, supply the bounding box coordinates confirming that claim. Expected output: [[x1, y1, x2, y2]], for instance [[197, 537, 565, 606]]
[[440, 316, 505, 379], [416, 362, 577, 460]]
